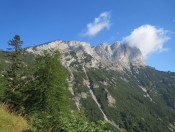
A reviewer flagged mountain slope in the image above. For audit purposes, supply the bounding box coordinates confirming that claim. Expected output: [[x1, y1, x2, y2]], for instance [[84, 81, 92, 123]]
[[23, 40, 175, 131]]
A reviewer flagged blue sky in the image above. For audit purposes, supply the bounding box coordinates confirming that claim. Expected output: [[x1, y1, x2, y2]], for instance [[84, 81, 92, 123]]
[[0, 0, 175, 72]]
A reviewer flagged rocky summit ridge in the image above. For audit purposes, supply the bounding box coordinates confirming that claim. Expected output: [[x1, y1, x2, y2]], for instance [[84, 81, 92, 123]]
[[26, 40, 144, 71]]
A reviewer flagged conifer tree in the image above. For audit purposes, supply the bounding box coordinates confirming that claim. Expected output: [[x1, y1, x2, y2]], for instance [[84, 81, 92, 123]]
[[0, 65, 6, 101], [4, 35, 24, 110], [24, 51, 70, 113]]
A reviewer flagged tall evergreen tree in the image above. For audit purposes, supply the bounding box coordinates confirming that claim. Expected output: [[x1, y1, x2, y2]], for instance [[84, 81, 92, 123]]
[[4, 35, 24, 110], [0, 65, 6, 101], [24, 51, 70, 113]]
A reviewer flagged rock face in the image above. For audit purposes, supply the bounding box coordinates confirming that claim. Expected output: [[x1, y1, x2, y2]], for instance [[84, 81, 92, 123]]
[[94, 42, 144, 68], [26, 40, 93, 54], [26, 40, 144, 70]]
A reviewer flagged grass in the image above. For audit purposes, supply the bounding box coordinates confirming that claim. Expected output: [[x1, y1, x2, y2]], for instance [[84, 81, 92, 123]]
[[0, 104, 31, 132]]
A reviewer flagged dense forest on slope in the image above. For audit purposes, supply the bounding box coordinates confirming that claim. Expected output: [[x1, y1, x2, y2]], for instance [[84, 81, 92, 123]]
[[66, 51, 175, 132], [87, 68, 175, 131]]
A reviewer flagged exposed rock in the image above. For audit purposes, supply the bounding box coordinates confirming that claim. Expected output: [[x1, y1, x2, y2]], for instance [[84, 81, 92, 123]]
[[94, 84, 99, 88], [83, 79, 89, 86], [107, 94, 116, 107], [80, 92, 87, 99], [103, 81, 109, 86], [94, 42, 144, 69], [74, 96, 81, 110], [26, 40, 145, 71], [104, 88, 116, 107]]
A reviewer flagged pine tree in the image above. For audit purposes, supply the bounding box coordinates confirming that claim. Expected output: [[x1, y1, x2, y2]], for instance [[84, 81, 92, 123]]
[[0, 65, 6, 101], [4, 35, 24, 111], [24, 51, 70, 113]]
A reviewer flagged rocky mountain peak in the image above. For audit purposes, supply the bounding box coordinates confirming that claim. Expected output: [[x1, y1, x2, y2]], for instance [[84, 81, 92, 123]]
[[94, 42, 144, 68], [67, 40, 93, 55], [26, 40, 144, 70]]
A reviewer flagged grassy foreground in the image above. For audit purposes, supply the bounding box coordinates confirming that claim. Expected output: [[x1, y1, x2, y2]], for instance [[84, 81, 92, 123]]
[[0, 105, 30, 132]]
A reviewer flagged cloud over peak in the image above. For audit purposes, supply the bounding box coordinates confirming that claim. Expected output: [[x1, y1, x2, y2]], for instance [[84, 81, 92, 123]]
[[81, 11, 111, 37], [123, 25, 170, 58]]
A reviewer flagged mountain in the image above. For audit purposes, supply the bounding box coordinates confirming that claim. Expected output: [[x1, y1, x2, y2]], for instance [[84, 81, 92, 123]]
[[19, 40, 175, 131], [26, 40, 144, 70]]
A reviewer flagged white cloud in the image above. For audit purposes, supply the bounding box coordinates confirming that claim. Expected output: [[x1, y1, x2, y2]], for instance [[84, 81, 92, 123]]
[[123, 25, 170, 58], [81, 11, 111, 37]]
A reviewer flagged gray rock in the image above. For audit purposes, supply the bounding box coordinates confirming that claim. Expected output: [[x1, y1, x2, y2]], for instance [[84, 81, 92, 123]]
[[26, 40, 145, 71]]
